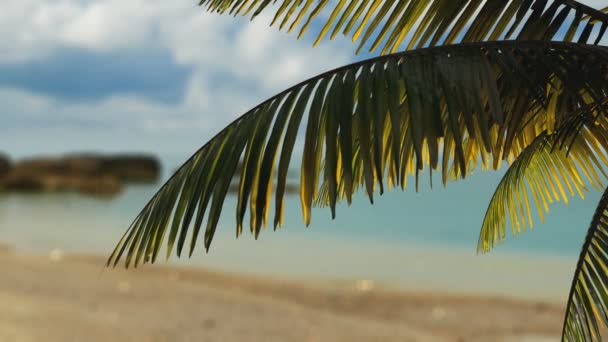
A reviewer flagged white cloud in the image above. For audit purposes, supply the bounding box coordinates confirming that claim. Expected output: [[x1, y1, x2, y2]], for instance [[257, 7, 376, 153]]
[[0, 0, 353, 158]]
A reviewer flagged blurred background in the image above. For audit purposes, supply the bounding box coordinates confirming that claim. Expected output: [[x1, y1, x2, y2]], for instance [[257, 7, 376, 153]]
[[1, 1, 607, 341]]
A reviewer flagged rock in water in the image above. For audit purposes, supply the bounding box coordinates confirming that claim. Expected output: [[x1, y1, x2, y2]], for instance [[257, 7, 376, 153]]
[[60, 154, 161, 182], [99, 155, 161, 182], [0, 153, 11, 178], [1, 172, 123, 196], [0, 153, 160, 197]]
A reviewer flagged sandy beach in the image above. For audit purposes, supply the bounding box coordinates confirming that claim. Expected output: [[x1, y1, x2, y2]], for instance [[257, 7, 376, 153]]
[[0, 244, 565, 342]]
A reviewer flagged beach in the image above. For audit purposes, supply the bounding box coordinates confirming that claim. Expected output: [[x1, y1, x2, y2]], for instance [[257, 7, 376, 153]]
[[0, 177, 591, 341], [0, 244, 565, 342]]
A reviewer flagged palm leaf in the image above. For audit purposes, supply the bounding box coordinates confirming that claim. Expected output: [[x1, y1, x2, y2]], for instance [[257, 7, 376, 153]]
[[199, 0, 608, 55], [562, 184, 608, 340], [584, 5, 608, 23], [108, 41, 608, 268], [478, 120, 608, 253]]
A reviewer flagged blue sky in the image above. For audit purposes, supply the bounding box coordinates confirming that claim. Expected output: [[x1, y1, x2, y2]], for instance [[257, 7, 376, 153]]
[[0, 46, 192, 104], [1, 0, 606, 163]]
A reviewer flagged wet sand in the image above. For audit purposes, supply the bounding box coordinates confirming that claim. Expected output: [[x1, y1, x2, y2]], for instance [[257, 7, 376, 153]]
[[0, 244, 565, 342]]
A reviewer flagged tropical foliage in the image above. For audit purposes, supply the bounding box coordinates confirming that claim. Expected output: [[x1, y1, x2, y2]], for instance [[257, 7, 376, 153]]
[[564, 186, 608, 341], [111, 1, 608, 340]]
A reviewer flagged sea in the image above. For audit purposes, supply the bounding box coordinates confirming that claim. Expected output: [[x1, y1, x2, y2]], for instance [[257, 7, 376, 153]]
[[0, 154, 600, 302]]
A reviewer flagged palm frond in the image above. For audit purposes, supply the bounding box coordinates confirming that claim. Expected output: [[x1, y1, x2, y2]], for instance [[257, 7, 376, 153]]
[[562, 184, 608, 341], [108, 41, 608, 268], [478, 121, 608, 254], [199, 0, 608, 55], [585, 5, 608, 22]]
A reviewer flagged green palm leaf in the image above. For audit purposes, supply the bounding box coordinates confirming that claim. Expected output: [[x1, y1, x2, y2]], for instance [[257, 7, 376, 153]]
[[199, 0, 608, 55], [108, 41, 608, 268], [478, 121, 608, 253], [562, 184, 608, 340], [584, 5, 608, 22]]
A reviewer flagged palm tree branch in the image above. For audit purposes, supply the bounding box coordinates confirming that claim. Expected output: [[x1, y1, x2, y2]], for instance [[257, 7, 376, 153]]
[[562, 183, 608, 340], [583, 5, 608, 23], [107, 41, 608, 268], [199, 0, 608, 55], [477, 116, 608, 254]]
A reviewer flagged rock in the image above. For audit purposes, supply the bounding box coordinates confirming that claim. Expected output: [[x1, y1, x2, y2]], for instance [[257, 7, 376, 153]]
[[0, 153, 159, 197], [8, 156, 103, 178], [0, 172, 46, 192], [55, 153, 161, 182], [1, 172, 123, 196], [99, 155, 161, 182], [0, 153, 11, 178], [70, 175, 123, 196]]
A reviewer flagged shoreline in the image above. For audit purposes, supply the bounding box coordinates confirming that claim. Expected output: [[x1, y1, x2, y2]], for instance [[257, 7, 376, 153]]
[[0, 244, 566, 341], [2, 232, 576, 303]]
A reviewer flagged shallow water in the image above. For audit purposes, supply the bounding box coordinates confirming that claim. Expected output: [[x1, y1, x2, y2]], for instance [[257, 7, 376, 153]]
[[0, 155, 600, 301]]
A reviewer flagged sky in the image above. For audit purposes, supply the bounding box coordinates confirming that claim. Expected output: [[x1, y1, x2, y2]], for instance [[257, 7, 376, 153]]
[[1, 0, 606, 163], [1, 0, 356, 161]]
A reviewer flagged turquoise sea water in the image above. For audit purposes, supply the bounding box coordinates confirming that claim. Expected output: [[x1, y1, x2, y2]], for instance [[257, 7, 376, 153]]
[[0, 155, 601, 301]]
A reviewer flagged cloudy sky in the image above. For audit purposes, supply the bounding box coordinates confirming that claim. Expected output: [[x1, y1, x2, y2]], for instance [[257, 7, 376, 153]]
[[2, 0, 606, 162], [1, 0, 357, 161]]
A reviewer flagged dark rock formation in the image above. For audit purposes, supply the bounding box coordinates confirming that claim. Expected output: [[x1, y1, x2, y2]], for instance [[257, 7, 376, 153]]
[[98, 155, 161, 182], [1, 172, 123, 196], [0, 153, 161, 197], [0, 153, 11, 178]]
